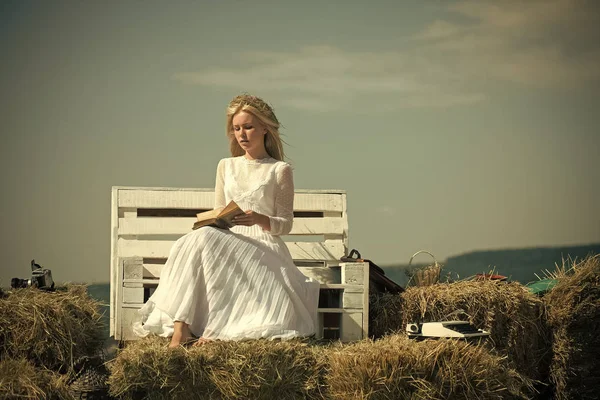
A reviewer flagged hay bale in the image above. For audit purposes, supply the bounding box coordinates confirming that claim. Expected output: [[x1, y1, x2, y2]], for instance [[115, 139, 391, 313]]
[[0, 357, 71, 399], [326, 334, 535, 400], [107, 336, 326, 400], [369, 292, 406, 339], [109, 335, 538, 400], [544, 255, 600, 400], [0, 285, 105, 373], [369, 281, 550, 381]]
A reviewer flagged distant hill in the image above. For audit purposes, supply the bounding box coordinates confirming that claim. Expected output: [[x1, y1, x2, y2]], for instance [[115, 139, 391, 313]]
[[381, 243, 600, 286]]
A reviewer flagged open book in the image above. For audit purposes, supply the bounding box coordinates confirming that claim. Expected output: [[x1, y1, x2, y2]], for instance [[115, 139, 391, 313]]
[[192, 200, 245, 230]]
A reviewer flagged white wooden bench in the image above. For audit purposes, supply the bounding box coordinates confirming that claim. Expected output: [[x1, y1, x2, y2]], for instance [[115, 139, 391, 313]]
[[110, 186, 369, 342]]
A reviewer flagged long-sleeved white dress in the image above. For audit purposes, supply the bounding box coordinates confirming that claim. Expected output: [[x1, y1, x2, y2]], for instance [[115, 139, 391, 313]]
[[132, 156, 320, 340]]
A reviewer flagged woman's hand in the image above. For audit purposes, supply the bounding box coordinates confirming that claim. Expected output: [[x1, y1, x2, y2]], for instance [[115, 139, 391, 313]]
[[233, 210, 271, 231]]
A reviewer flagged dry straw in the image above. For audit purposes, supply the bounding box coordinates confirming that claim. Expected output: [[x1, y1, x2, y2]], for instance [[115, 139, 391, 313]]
[[0, 357, 71, 400], [109, 334, 536, 400], [326, 334, 535, 400], [544, 254, 600, 400], [108, 335, 326, 400], [369, 280, 551, 382], [0, 284, 105, 373]]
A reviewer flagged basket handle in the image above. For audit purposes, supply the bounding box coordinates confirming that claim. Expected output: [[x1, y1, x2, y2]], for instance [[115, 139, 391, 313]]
[[408, 250, 438, 268]]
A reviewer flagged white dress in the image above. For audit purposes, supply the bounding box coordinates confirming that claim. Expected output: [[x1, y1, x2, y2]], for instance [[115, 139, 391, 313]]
[[132, 156, 321, 340]]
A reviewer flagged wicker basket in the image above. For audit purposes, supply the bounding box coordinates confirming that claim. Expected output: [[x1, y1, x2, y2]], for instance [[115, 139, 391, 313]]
[[407, 250, 441, 287]]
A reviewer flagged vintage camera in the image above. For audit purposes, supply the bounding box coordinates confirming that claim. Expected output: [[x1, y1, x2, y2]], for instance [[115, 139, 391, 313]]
[[11, 260, 55, 291]]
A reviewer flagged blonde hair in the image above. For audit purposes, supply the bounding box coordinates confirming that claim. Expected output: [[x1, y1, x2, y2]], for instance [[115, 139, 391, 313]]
[[226, 94, 286, 161]]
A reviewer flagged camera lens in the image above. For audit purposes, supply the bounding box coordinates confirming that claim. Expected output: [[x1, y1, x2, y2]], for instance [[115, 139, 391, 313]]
[[11, 278, 29, 289]]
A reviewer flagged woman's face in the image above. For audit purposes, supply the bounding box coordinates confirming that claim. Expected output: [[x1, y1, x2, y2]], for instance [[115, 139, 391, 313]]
[[232, 111, 266, 155]]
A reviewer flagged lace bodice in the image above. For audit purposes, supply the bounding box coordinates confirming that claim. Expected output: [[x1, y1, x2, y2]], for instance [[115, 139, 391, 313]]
[[214, 156, 294, 236]]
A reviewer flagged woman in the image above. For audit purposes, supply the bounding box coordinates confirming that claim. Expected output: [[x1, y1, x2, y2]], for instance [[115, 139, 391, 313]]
[[133, 94, 321, 348]]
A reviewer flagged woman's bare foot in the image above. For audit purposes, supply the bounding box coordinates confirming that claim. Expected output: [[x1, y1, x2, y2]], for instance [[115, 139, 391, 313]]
[[168, 332, 192, 348], [168, 322, 193, 348], [193, 337, 212, 347]]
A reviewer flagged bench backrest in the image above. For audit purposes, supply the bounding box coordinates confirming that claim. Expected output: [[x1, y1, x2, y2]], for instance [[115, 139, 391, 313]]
[[110, 186, 349, 338]]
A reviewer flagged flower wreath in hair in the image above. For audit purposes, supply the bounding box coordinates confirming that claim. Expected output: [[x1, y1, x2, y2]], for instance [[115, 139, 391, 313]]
[[231, 94, 279, 126]]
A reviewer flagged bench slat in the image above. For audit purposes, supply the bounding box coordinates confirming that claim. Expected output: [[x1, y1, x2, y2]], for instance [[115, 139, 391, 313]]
[[117, 238, 346, 261], [121, 278, 362, 293], [120, 304, 361, 313], [118, 217, 345, 236], [118, 189, 344, 212], [122, 264, 365, 287], [118, 190, 214, 209], [135, 262, 342, 284]]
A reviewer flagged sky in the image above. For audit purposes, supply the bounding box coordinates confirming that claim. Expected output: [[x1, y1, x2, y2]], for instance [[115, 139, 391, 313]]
[[1, 0, 599, 284]]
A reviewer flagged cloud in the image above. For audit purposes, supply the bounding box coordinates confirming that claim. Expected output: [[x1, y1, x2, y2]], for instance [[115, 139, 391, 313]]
[[415, 0, 600, 89], [173, 0, 599, 111], [173, 45, 485, 111]]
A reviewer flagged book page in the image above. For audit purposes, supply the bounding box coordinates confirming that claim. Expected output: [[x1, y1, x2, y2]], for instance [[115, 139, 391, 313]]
[[196, 207, 223, 222], [219, 201, 242, 217], [218, 201, 245, 225]]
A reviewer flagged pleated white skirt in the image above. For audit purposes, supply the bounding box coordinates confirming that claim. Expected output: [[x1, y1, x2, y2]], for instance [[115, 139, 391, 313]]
[[132, 225, 320, 340]]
